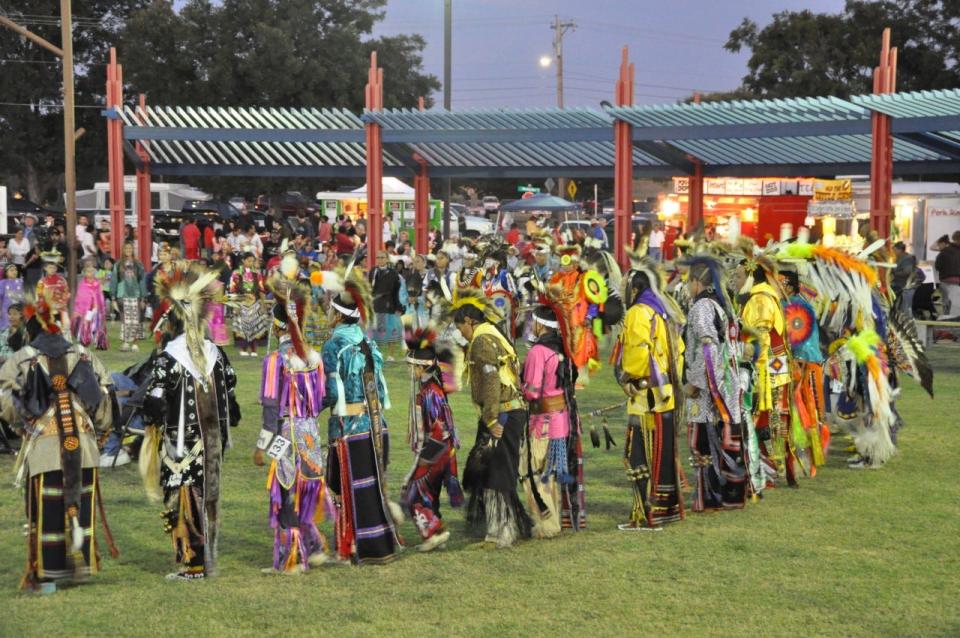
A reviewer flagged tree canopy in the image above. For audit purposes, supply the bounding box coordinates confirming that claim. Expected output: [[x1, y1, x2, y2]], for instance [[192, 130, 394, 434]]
[[723, 0, 960, 99], [0, 0, 438, 203]]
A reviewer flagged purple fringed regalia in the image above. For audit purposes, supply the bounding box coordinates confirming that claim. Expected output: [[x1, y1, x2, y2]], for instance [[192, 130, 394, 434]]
[[261, 344, 334, 572]]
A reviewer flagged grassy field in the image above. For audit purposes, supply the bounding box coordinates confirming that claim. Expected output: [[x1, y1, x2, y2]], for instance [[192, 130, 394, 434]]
[[1, 328, 958, 637]]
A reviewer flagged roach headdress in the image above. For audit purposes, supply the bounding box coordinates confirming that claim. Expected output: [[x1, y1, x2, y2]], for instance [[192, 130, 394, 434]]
[[623, 249, 684, 327], [266, 268, 317, 367], [439, 286, 503, 327], [317, 250, 372, 324], [154, 260, 223, 375]]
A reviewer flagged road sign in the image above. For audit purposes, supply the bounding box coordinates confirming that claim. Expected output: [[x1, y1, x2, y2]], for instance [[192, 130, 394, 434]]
[[517, 185, 540, 193], [544, 177, 556, 193], [567, 180, 577, 199]]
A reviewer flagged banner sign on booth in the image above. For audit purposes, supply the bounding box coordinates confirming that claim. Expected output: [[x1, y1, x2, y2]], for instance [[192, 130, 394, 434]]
[[813, 179, 853, 201]]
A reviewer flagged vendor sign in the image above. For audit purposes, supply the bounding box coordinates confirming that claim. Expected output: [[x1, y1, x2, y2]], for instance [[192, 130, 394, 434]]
[[813, 179, 853, 201]]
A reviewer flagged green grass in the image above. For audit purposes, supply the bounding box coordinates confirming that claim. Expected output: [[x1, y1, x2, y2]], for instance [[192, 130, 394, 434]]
[[2, 328, 959, 637]]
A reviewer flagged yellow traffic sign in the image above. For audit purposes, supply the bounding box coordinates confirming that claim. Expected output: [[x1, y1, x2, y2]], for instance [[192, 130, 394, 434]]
[[566, 180, 577, 199]]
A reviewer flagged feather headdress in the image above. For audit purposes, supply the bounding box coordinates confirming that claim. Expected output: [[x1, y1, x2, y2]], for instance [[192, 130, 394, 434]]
[[154, 260, 223, 374], [404, 321, 440, 364], [315, 249, 373, 324], [438, 286, 503, 326], [623, 249, 684, 327], [583, 247, 623, 293], [777, 242, 879, 337], [679, 254, 735, 318], [266, 269, 318, 367], [528, 229, 555, 256], [887, 306, 934, 398]]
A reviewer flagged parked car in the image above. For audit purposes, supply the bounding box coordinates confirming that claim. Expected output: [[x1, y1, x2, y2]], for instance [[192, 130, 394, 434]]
[[181, 199, 242, 221], [446, 203, 494, 238], [482, 195, 500, 213]]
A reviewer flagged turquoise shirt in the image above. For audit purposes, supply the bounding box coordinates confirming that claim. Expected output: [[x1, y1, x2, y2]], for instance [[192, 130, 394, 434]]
[[321, 323, 391, 440]]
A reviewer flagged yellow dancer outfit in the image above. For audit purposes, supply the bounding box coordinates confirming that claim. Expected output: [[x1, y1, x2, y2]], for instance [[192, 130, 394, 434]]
[[614, 258, 685, 529], [740, 279, 796, 486]]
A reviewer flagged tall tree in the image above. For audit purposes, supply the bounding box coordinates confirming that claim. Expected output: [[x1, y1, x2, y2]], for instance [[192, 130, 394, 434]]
[[120, 0, 438, 111], [725, 1, 960, 99], [0, 1, 149, 203], [118, 0, 439, 197], [1, 1, 438, 203]]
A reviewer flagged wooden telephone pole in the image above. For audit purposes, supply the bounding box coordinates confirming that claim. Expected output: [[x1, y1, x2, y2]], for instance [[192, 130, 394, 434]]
[[0, 6, 79, 292], [550, 16, 575, 198]]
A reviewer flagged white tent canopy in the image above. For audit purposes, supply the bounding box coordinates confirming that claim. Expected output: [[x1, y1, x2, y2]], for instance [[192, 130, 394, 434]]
[[317, 177, 419, 201]]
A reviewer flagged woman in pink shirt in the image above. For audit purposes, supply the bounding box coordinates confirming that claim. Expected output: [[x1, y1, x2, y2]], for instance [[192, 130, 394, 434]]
[[520, 305, 576, 539]]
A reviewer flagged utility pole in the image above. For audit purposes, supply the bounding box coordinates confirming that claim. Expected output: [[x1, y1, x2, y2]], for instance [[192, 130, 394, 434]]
[[61, 0, 78, 294], [551, 15, 575, 109], [442, 0, 452, 240], [551, 15, 575, 198], [0, 8, 79, 293]]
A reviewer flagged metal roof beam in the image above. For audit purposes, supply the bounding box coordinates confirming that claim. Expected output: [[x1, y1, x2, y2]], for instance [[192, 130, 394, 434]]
[[124, 126, 366, 144], [894, 132, 960, 160], [630, 119, 872, 141], [380, 128, 613, 143], [425, 166, 676, 179], [147, 163, 410, 178], [891, 115, 960, 134], [625, 115, 960, 142]]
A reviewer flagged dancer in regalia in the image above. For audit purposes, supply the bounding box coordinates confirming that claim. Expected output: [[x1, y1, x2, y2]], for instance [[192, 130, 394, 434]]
[[448, 287, 532, 548], [0, 264, 25, 330], [682, 256, 747, 511], [140, 262, 241, 580], [614, 255, 686, 529], [71, 257, 109, 350], [229, 252, 268, 357], [520, 303, 578, 538], [736, 253, 796, 486], [35, 249, 71, 335], [779, 268, 829, 477], [256, 254, 332, 573], [0, 278, 117, 592], [111, 242, 147, 352], [401, 322, 463, 551], [320, 260, 401, 565], [549, 244, 608, 380]]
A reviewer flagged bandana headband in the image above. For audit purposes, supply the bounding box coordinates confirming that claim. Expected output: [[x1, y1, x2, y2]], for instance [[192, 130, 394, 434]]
[[332, 301, 360, 318], [534, 314, 559, 329]]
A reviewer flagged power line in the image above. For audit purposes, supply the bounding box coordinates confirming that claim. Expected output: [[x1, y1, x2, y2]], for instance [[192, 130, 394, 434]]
[[577, 20, 726, 45]]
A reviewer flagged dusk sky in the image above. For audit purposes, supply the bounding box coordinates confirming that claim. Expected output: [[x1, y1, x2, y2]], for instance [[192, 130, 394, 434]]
[[372, 0, 847, 108]]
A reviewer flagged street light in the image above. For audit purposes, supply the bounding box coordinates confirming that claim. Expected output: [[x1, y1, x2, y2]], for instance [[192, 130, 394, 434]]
[[539, 55, 552, 68]]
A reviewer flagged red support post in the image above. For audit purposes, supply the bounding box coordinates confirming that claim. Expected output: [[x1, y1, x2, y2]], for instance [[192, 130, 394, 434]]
[[413, 97, 430, 256], [135, 93, 152, 267], [870, 28, 897, 239], [688, 159, 704, 229], [687, 92, 704, 230], [106, 48, 126, 259], [413, 154, 430, 255], [613, 46, 634, 270], [365, 52, 384, 269]]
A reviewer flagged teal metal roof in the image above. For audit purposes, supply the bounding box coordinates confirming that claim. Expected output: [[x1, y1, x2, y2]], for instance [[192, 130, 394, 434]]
[[106, 88, 960, 178], [607, 95, 866, 128], [115, 105, 398, 175], [852, 88, 960, 118]]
